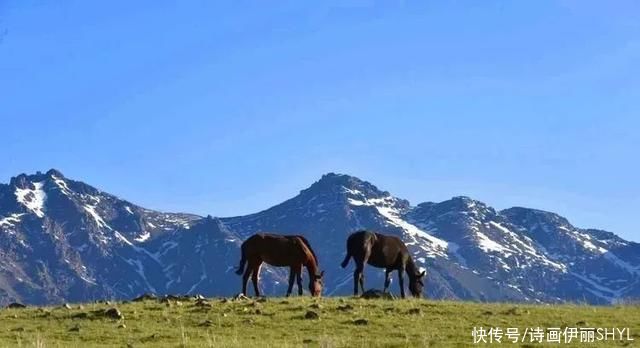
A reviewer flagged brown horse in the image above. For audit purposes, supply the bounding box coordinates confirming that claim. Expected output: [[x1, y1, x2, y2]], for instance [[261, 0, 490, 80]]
[[236, 233, 324, 297], [341, 230, 426, 298]]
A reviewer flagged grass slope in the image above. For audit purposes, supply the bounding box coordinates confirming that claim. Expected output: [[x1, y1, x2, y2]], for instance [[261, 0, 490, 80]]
[[0, 296, 638, 347]]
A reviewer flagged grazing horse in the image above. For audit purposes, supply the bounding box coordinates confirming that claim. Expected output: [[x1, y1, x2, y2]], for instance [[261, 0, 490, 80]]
[[341, 230, 426, 298], [236, 233, 324, 297]]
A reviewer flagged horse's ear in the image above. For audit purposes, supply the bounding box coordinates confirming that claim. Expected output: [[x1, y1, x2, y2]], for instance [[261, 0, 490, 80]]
[[419, 270, 426, 277], [317, 271, 325, 278]]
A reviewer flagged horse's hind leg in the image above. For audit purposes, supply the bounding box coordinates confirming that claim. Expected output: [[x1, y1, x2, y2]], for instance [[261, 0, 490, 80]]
[[353, 260, 365, 296], [383, 268, 392, 293], [357, 248, 371, 295], [286, 267, 295, 297], [251, 261, 262, 297], [242, 262, 252, 296]]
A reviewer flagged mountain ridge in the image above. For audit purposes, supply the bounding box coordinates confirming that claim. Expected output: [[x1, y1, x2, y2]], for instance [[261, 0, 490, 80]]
[[0, 169, 638, 305]]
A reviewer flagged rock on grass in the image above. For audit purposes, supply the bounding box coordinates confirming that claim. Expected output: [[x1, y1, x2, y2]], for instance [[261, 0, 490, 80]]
[[304, 311, 320, 320], [104, 308, 124, 320], [361, 289, 395, 300], [132, 293, 157, 302], [353, 319, 369, 326]]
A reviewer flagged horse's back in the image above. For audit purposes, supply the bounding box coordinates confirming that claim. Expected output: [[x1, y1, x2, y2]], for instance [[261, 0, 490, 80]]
[[242, 232, 308, 266], [348, 230, 409, 268]]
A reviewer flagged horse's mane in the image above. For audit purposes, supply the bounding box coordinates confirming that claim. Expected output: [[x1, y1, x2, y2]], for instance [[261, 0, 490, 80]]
[[293, 235, 318, 265]]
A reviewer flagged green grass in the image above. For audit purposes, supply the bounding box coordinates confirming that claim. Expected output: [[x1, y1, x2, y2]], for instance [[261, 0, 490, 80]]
[[0, 296, 638, 347]]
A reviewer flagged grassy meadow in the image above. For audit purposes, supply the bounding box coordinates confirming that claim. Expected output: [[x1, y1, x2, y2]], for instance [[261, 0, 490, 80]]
[[0, 296, 638, 347]]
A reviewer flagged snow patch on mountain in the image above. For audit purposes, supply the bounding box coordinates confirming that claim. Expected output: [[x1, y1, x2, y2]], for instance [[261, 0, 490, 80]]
[[51, 174, 72, 196], [475, 230, 512, 253], [345, 188, 448, 258], [135, 231, 151, 242], [83, 205, 111, 230], [0, 213, 24, 228], [15, 181, 46, 218]]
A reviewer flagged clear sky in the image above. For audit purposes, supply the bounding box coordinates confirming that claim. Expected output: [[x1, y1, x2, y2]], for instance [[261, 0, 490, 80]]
[[1, 1, 638, 241]]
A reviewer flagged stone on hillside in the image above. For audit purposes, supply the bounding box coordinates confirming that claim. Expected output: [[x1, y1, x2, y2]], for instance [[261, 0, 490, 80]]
[[104, 308, 124, 320], [353, 318, 369, 326], [195, 299, 212, 308], [337, 304, 354, 311], [6, 303, 27, 309], [132, 293, 157, 302], [361, 289, 395, 300], [304, 310, 319, 320], [199, 320, 214, 327], [62, 303, 72, 309], [407, 308, 421, 315], [71, 312, 89, 319], [234, 293, 250, 301]]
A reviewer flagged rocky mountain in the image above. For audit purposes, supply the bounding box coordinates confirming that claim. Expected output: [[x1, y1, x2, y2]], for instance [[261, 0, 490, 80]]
[[0, 170, 638, 305]]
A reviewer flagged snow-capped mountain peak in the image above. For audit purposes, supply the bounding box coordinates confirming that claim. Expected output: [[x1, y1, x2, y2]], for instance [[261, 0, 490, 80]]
[[0, 170, 638, 305]]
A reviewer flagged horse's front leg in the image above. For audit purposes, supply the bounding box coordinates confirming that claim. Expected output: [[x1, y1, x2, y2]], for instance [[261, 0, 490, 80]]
[[397, 268, 406, 299], [286, 267, 295, 297], [295, 264, 303, 296]]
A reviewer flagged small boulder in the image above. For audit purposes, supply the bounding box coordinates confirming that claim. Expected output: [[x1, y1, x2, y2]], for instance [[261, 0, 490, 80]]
[[6, 302, 27, 309], [132, 293, 157, 302], [199, 320, 213, 327], [353, 319, 369, 326], [337, 304, 354, 311], [69, 324, 81, 332], [71, 312, 89, 319], [104, 308, 124, 320], [361, 289, 395, 300], [195, 299, 212, 308], [503, 307, 520, 316], [62, 303, 72, 310], [407, 308, 421, 315], [304, 311, 320, 320], [234, 293, 250, 301]]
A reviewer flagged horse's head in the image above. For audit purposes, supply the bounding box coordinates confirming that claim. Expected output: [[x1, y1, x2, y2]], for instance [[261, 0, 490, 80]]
[[309, 271, 325, 297], [409, 270, 426, 298]]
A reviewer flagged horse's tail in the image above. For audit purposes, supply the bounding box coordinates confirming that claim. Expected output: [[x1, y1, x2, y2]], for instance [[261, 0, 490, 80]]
[[235, 245, 246, 275], [341, 232, 355, 268], [340, 252, 351, 268]]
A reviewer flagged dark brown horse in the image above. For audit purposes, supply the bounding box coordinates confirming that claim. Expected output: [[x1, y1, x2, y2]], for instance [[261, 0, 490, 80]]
[[236, 233, 324, 297], [341, 230, 426, 298]]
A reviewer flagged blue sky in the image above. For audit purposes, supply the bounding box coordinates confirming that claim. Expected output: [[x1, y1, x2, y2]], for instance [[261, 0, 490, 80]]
[[1, 1, 638, 241]]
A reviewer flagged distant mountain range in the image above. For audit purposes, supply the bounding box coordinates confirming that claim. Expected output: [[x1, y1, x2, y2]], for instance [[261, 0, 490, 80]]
[[1, 169, 638, 305]]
